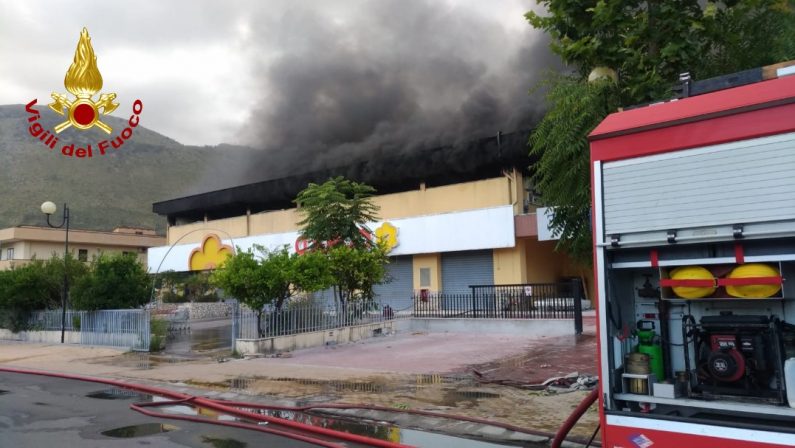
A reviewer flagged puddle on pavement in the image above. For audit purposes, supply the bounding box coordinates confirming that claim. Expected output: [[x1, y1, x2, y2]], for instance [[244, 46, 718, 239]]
[[211, 375, 505, 411], [228, 377, 389, 394], [101, 423, 178, 438], [247, 408, 523, 447], [89, 352, 198, 370], [438, 389, 502, 407], [152, 402, 523, 447], [229, 374, 474, 395], [86, 388, 152, 401], [201, 435, 247, 448], [168, 325, 232, 353], [0, 390, 8, 395], [188, 373, 596, 442]]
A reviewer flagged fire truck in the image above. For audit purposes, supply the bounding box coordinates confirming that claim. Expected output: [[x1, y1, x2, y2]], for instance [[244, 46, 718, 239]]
[[588, 62, 795, 447]]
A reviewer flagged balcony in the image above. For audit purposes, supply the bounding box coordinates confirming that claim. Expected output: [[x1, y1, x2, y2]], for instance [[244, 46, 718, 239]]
[[514, 213, 538, 238]]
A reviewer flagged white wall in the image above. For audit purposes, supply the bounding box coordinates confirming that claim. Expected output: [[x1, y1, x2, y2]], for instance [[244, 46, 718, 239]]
[[149, 205, 516, 273], [536, 206, 561, 241]]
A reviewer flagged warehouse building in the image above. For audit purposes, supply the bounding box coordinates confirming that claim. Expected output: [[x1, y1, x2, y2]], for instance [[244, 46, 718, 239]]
[[147, 132, 586, 306]]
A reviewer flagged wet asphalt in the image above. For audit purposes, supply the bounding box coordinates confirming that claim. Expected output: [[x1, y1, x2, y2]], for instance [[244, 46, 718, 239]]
[[0, 372, 320, 448]]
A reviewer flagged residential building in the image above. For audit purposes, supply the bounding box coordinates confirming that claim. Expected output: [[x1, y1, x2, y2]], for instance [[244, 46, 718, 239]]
[[0, 226, 165, 270]]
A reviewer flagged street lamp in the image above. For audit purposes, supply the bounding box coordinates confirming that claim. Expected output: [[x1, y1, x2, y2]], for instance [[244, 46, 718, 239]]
[[41, 201, 70, 344]]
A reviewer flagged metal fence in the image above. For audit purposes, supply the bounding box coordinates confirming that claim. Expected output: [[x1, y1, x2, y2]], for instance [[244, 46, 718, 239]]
[[235, 299, 411, 340], [0, 309, 150, 351], [414, 280, 585, 333], [233, 280, 585, 340]]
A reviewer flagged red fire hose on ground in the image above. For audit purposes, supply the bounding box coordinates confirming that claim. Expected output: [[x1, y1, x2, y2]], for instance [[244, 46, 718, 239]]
[[550, 387, 599, 448], [0, 366, 598, 447], [0, 366, 411, 448]]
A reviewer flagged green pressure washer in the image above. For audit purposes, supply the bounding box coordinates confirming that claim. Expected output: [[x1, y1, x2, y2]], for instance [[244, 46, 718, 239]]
[[636, 320, 665, 381]]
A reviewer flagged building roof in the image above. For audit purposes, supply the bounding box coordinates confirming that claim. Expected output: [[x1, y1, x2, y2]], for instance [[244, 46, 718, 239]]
[[153, 130, 532, 222], [0, 226, 165, 247]]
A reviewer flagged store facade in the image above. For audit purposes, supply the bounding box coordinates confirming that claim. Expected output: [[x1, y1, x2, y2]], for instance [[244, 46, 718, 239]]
[[148, 172, 585, 306]]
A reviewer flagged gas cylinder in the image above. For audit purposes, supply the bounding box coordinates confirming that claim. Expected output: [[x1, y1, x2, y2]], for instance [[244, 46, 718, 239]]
[[636, 320, 665, 381]]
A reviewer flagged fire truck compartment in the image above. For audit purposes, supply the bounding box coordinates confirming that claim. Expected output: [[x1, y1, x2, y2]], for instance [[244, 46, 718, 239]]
[[602, 238, 795, 424]]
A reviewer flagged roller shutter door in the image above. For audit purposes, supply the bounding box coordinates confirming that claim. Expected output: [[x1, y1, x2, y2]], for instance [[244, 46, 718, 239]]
[[441, 250, 494, 294], [372, 256, 414, 310], [602, 132, 795, 244]]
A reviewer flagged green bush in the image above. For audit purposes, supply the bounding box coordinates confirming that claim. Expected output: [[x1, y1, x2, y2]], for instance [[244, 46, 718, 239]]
[[193, 292, 220, 303], [0, 309, 31, 332], [71, 253, 149, 310], [161, 290, 184, 304], [149, 318, 168, 352]]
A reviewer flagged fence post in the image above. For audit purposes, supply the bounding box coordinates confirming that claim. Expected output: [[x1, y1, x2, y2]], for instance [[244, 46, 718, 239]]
[[231, 300, 238, 351], [470, 287, 477, 318], [572, 278, 583, 335]]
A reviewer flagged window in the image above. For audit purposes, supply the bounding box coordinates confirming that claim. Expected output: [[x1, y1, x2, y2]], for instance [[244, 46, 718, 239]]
[[6, 248, 14, 260], [419, 267, 431, 288], [78, 249, 88, 262]]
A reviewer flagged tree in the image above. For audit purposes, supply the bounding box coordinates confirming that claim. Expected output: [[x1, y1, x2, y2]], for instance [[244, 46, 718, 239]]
[[295, 176, 379, 249], [0, 262, 56, 331], [182, 272, 218, 302], [210, 245, 329, 336], [210, 248, 263, 330], [526, 0, 795, 263], [294, 177, 389, 309], [0, 261, 59, 311], [43, 253, 89, 306], [0, 254, 89, 331], [70, 253, 150, 310], [529, 76, 620, 264], [0, 254, 88, 310], [326, 243, 389, 308]]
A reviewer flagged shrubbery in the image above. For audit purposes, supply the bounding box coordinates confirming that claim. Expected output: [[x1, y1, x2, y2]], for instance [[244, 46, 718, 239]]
[[70, 253, 150, 310]]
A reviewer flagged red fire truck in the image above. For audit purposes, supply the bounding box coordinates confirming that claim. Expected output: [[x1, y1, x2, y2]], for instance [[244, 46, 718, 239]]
[[588, 62, 795, 447]]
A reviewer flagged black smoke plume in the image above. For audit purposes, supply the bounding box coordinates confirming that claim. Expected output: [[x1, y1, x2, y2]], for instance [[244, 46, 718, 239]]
[[217, 1, 558, 191]]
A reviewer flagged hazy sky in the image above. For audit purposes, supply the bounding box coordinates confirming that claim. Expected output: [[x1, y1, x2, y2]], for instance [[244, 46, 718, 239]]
[[0, 0, 547, 146]]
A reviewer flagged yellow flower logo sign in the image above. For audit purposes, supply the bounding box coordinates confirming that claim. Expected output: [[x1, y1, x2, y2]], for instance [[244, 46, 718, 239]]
[[375, 222, 399, 251], [189, 234, 233, 271]]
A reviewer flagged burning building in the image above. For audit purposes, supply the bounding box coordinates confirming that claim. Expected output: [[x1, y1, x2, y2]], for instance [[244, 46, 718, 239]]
[[147, 130, 584, 307]]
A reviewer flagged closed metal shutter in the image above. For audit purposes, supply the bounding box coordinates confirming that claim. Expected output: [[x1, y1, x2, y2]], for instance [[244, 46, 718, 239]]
[[373, 256, 414, 310], [602, 132, 795, 244], [441, 250, 494, 293]]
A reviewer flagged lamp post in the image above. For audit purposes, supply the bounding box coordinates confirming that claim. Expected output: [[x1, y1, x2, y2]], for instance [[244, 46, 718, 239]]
[[41, 201, 69, 344]]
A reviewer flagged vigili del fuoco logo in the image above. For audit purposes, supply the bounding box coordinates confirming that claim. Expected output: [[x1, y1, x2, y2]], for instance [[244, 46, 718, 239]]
[[24, 27, 143, 158]]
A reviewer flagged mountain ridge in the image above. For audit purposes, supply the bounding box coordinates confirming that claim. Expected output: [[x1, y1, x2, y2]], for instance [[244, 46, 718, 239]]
[[0, 104, 257, 234]]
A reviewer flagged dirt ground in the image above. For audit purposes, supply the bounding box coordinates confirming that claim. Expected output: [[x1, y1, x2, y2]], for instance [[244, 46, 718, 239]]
[[0, 316, 599, 441]]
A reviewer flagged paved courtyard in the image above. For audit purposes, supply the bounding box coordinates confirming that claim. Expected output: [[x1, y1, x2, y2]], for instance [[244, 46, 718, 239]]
[[0, 314, 599, 442]]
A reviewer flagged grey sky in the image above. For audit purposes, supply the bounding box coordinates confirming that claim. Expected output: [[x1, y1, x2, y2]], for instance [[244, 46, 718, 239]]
[[0, 0, 548, 146]]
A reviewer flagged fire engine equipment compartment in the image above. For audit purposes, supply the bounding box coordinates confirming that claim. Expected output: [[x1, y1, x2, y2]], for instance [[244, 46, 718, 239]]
[[603, 240, 795, 428]]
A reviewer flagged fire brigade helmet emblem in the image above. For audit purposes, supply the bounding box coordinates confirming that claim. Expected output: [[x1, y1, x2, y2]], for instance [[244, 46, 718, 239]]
[[48, 28, 119, 134]]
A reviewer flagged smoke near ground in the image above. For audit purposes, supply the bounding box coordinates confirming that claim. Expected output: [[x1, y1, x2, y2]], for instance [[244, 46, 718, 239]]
[[230, 0, 558, 185]]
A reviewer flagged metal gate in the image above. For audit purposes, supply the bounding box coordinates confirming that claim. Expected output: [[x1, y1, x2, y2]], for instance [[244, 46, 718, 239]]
[[441, 250, 494, 311], [79, 310, 151, 351], [372, 255, 414, 310]]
